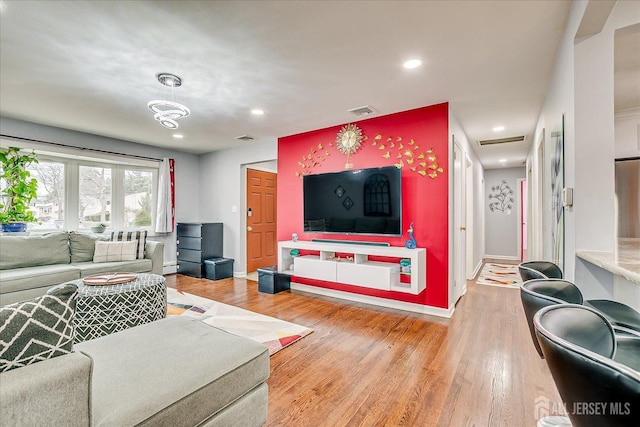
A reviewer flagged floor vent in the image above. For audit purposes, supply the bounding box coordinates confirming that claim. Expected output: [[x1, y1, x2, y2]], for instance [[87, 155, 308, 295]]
[[347, 105, 376, 117], [235, 135, 255, 141], [478, 135, 526, 146]]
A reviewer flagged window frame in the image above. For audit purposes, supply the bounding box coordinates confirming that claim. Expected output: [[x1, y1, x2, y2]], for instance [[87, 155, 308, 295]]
[[25, 153, 159, 234]]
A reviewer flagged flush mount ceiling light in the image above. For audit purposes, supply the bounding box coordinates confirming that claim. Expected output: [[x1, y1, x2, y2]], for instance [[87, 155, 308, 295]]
[[403, 59, 422, 69], [251, 109, 265, 115], [147, 73, 191, 130], [493, 126, 505, 132]]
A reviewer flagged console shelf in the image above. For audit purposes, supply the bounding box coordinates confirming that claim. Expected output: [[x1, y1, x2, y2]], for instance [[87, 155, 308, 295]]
[[278, 240, 426, 295]]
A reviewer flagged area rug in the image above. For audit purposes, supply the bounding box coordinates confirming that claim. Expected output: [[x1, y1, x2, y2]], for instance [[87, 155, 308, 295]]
[[476, 263, 522, 288], [166, 288, 313, 355]]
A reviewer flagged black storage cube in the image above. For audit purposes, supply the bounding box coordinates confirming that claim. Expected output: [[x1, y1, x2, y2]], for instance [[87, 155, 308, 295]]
[[204, 258, 234, 281], [257, 266, 290, 294]]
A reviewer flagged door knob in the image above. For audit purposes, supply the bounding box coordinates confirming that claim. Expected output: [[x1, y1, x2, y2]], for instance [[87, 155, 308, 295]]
[[460, 226, 467, 231], [247, 226, 253, 232]]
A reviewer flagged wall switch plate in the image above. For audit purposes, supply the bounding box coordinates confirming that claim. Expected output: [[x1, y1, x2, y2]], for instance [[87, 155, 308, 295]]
[[562, 187, 573, 207]]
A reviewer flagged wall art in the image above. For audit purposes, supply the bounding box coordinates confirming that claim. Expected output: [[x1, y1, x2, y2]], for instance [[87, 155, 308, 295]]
[[551, 114, 565, 271], [488, 180, 514, 213]]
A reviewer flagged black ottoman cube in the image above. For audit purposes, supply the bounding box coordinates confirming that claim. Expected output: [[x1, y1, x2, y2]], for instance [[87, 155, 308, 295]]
[[257, 266, 290, 294], [204, 258, 234, 280]]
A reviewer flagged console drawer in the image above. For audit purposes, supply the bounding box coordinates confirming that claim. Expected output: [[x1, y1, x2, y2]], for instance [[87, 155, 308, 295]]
[[177, 260, 203, 278]]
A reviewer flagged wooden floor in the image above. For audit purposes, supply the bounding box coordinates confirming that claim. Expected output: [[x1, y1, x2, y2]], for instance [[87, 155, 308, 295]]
[[166, 269, 561, 427]]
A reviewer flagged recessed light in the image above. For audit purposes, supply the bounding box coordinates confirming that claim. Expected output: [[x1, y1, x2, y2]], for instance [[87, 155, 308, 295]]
[[493, 126, 505, 132], [499, 158, 507, 163], [251, 109, 265, 116], [173, 134, 184, 139], [403, 59, 422, 69]]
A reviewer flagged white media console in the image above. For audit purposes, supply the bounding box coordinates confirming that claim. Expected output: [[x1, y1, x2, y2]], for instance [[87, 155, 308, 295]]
[[277, 240, 426, 295]]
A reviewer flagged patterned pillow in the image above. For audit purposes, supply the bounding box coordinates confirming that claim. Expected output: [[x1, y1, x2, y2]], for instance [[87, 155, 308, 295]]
[[0, 284, 77, 372], [111, 230, 147, 259], [93, 240, 138, 263]]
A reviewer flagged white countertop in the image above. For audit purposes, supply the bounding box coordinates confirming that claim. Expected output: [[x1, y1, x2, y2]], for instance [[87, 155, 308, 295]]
[[576, 238, 640, 285]]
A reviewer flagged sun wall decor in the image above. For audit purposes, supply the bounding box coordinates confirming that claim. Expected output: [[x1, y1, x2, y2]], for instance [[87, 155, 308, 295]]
[[336, 123, 364, 169]]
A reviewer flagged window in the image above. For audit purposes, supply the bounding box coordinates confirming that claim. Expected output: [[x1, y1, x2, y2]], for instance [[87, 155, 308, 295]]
[[79, 165, 112, 229], [124, 170, 153, 227], [7, 151, 158, 233], [28, 160, 65, 230]]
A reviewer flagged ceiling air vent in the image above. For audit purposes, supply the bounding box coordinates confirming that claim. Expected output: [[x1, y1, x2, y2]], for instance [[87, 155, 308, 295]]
[[478, 135, 526, 146], [235, 135, 255, 141], [347, 105, 376, 117]]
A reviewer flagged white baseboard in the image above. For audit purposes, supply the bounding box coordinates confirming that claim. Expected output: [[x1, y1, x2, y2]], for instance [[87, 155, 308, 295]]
[[290, 283, 454, 318], [470, 261, 483, 279], [163, 261, 177, 275], [484, 254, 520, 261]]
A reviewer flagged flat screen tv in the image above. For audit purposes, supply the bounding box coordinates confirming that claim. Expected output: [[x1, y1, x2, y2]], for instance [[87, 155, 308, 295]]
[[303, 166, 402, 236]]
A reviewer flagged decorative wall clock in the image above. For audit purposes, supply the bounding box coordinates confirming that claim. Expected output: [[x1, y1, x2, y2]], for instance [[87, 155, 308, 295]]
[[336, 123, 363, 169]]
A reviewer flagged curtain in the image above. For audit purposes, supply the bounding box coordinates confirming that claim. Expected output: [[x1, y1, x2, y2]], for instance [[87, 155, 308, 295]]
[[155, 158, 175, 233]]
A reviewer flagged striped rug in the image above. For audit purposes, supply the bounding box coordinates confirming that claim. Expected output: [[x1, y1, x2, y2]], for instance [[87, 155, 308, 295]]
[[166, 288, 313, 355], [476, 262, 522, 288]]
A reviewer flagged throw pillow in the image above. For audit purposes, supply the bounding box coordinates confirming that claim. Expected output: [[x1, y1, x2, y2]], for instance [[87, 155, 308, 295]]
[[93, 240, 138, 263], [0, 284, 78, 372], [111, 230, 147, 259], [69, 231, 110, 263]]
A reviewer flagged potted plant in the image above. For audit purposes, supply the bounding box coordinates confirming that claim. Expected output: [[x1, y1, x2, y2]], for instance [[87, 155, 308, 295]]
[[91, 223, 107, 233], [0, 147, 39, 233]]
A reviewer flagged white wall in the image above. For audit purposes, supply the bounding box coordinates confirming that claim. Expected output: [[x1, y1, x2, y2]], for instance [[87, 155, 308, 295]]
[[530, 0, 640, 297], [529, 0, 585, 282], [615, 108, 640, 158], [0, 116, 201, 266], [449, 108, 485, 303], [198, 140, 277, 275], [484, 167, 526, 259]]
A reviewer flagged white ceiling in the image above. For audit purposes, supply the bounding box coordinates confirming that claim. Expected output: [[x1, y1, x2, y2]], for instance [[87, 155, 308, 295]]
[[0, 0, 575, 169]]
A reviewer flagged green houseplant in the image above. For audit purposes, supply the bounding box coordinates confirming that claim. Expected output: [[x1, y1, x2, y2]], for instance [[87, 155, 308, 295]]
[[0, 147, 39, 232]]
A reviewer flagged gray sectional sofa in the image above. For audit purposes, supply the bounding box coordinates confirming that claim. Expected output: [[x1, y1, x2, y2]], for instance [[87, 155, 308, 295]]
[[0, 231, 163, 305], [0, 316, 270, 426]]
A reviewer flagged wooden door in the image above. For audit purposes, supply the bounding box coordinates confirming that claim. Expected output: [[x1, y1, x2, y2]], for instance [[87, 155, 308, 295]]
[[246, 169, 277, 272]]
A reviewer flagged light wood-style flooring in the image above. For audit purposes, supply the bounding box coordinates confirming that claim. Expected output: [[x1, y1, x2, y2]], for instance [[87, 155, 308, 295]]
[[166, 268, 561, 427]]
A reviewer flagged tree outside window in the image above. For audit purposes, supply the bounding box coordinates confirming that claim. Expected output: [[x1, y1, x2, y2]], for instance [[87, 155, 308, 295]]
[[79, 166, 112, 228], [124, 170, 153, 227], [28, 161, 65, 229]]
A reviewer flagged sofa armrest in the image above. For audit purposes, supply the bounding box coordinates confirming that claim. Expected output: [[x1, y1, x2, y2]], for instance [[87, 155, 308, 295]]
[[145, 240, 164, 276], [0, 352, 92, 426]]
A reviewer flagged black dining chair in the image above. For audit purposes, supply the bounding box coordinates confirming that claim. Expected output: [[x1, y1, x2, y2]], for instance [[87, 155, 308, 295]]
[[520, 279, 640, 348], [518, 261, 563, 281], [520, 279, 584, 357], [534, 304, 640, 427]]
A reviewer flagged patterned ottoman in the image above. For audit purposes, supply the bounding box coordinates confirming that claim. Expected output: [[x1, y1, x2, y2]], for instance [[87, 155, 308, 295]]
[[70, 273, 167, 343]]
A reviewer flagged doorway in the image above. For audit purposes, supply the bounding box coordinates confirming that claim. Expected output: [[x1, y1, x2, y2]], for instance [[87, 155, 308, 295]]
[[452, 136, 466, 304], [519, 178, 527, 261], [465, 155, 475, 280], [246, 168, 278, 273]]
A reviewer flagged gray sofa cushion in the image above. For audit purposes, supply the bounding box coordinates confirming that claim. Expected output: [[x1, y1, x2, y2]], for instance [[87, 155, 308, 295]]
[[0, 351, 92, 427], [0, 284, 77, 372], [0, 232, 71, 270], [76, 317, 270, 427], [69, 232, 109, 263], [71, 259, 152, 276], [0, 264, 80, 295]]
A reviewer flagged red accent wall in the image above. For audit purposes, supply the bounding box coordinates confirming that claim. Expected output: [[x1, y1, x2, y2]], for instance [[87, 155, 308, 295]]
[[277, 103, 449, 308]]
